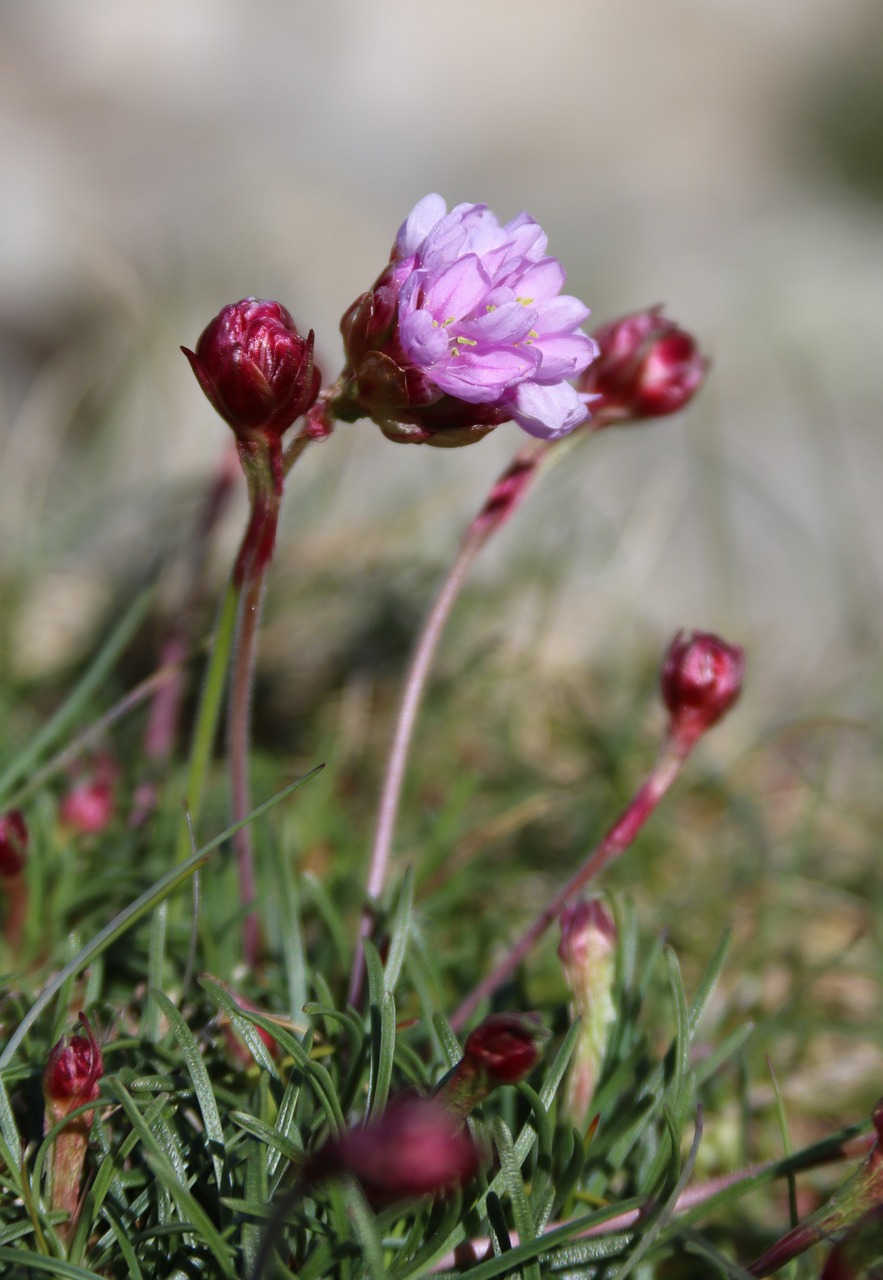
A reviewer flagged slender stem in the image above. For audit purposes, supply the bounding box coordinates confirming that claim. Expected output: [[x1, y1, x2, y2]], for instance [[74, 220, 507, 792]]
[[347, 529, 486, 1005], [346, 433, 598, 1008], [228, 552, 273, 967], [449, 734, 690, 1032]]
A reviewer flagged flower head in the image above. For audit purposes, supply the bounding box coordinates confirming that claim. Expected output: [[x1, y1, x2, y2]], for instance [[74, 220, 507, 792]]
[[579, 307, 706, 425], [661, 629, 745, 749], [338, 194, 597, 445], [183, 299, 321, 442]]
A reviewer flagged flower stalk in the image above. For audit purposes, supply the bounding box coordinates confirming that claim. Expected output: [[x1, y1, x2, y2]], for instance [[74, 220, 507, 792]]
[[450, 630, 743, 1032]]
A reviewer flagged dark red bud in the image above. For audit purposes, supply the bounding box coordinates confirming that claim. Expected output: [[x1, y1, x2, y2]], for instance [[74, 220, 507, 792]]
[[183, 299, 321, 441], [0, 809, 28, 877], [462, 1012, 550, 1086], [306, 1096, 479, 1203], [579, 307, 707, 424], [43, 1015, 103, 1121], [661, 630, 745, 746]]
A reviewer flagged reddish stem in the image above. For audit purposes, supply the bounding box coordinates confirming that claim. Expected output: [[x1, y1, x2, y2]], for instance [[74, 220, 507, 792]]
[[450, 733, 690, 1033]]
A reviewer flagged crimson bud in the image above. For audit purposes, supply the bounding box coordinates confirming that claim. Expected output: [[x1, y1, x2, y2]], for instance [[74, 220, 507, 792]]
[[43, 1014, 103, 1128], [182, 298, 321, 441], [661, 630, 744, 748], [579, 307, 706, 424]]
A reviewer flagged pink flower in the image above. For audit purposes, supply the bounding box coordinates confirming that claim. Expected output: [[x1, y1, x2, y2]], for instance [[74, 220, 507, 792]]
[[338, 195, 597, 446]]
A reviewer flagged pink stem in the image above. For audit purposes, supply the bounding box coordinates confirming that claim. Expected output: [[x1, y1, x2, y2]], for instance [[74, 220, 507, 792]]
[[346, 440, 561, 1008], [449, 734, 690, 1033], [347, 530, 486, 1005], [228, 553, 273, 968], [430, 1163, 773, 1273]]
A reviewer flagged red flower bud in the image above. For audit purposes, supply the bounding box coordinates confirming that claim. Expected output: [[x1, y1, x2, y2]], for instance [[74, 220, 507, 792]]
[[43, 1014, 103, 1127], [462, 1012, 549, 1086], [306, 1096, 479, 1204], [0, 809, 28, 877], [579, 307, 707, 424], [182, 299, 321, 442], [661, 630, 745, 748]]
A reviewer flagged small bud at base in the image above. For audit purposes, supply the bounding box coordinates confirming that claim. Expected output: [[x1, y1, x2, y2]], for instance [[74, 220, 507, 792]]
[[661, 629, 744, 748]]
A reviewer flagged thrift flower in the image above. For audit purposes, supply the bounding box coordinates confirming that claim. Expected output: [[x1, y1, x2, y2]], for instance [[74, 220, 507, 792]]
[[337, 194, 597, 446]]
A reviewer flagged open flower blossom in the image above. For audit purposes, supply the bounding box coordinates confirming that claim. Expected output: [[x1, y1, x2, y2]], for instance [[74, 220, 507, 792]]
[[337, 194, 598, 446]]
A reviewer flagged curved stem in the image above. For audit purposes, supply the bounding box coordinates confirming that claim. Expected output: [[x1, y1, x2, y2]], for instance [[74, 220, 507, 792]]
[[449, 734, 690, 1033], [347, 529, 486, 1006]]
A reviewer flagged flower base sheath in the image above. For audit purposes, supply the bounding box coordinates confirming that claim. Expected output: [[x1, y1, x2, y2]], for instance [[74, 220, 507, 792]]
[[335, 194, 598, 446]]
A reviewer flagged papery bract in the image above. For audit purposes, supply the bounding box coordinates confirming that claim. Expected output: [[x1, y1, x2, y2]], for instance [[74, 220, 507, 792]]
[[337, 194, 597, 446]]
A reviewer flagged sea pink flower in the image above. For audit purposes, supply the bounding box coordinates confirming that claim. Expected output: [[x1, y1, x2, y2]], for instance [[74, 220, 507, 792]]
[[338, 194, 597, 446]]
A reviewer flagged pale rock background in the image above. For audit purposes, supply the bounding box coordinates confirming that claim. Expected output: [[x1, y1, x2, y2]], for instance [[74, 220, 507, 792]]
[[1, 0, 882, 740]]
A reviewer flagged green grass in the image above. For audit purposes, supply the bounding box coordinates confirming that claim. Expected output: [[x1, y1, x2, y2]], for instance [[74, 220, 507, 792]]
[[0, 449, 881, 1277]]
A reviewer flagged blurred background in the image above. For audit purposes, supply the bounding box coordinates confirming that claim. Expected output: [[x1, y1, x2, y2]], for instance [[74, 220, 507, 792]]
[[1, 0, 882, 732]]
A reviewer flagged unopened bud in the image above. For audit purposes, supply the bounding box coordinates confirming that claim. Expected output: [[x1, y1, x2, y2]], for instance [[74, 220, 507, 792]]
[[436, 1012, 549, 1118], [43, 1014, 104, 1128], [42, 1014, 103, 1244], [579, 307, 706, 425], [558, 899, 617, 1130], [305, 1096, 479, 1204], [182, 298, 321, 442], [0, 809, 28, 877], [661, 630, 744, 749]]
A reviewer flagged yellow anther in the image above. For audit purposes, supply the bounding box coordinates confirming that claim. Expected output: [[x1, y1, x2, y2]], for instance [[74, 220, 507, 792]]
[[455, 336, 477, 347]]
